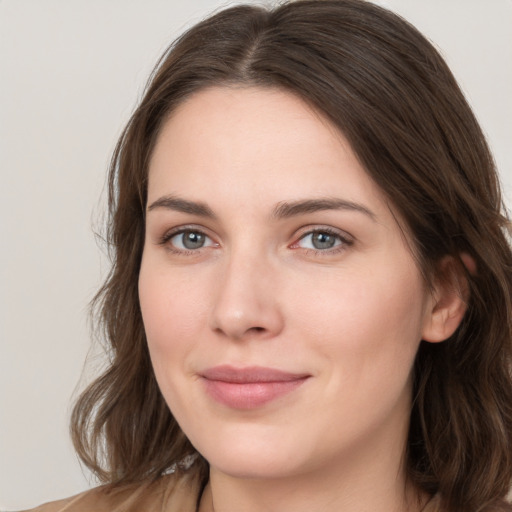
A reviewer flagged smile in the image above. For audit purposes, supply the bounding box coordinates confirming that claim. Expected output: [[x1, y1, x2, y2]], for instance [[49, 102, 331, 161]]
[[200, 365, 310, 409]]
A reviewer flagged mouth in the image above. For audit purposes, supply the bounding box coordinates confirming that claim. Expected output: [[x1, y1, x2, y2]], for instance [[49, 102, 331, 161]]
[[199, 365, 310, 409]]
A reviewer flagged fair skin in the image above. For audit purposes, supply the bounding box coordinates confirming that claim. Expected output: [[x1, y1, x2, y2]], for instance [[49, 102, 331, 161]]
[[138, 86, 466, 512]]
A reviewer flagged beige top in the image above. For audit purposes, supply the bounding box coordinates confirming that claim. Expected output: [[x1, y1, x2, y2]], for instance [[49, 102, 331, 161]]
[[21, 471, 441, 512]]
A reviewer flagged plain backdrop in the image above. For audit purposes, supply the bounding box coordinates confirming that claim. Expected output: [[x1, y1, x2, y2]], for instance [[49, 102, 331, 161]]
[[1, 0, 511, 509]]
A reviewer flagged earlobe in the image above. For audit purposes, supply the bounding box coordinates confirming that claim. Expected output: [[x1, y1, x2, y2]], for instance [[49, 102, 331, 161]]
[[421, 254, 474, 343]]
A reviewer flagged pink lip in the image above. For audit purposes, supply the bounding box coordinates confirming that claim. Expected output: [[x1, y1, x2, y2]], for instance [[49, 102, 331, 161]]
[[200, 365, 310, 409]]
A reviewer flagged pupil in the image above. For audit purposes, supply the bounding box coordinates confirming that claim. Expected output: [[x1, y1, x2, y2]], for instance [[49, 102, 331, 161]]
[[312, 232, 335, 250], [183, 231, 205, 249]]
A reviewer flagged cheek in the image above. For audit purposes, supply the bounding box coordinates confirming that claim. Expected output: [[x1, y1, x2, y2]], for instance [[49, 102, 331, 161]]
[[286, 267, 426, 445], [289, 261, 426, 380], [138, 260, 212, 429], [138, 259, 208, 374]]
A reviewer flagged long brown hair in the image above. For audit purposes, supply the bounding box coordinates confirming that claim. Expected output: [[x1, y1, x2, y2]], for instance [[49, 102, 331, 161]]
[[71, 1, 512, 510]]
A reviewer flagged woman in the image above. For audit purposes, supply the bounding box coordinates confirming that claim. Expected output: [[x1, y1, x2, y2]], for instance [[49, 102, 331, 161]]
[[25, 0, 512, 511]]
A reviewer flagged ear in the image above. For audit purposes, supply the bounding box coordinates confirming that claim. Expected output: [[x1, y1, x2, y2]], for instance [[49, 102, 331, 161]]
[[421, 254, 475, 343]]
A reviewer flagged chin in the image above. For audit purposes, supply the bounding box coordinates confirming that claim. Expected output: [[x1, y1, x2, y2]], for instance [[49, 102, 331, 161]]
[[192, 425, 312, 480], [209, 453, 306, 481]]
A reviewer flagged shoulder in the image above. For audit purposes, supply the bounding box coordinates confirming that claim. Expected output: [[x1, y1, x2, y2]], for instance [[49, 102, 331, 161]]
[[20, 470, 202, 512]]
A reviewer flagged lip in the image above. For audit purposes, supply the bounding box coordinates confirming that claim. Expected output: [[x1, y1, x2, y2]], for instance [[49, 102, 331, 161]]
[[200, 365, 310, 409]]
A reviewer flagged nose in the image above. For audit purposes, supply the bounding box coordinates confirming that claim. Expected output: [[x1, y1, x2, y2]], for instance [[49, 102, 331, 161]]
[[209, 251, 284, 341]]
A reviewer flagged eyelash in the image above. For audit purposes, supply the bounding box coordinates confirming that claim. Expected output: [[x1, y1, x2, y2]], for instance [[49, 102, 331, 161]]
[[158, 226, 217, 255], [158, 226, 353, 256], [291, 227, 353, 256]]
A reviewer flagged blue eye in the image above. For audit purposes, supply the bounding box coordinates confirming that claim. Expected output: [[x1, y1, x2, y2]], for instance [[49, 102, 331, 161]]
[[296, 230, 348, 251], [168, 230, 215, 251]]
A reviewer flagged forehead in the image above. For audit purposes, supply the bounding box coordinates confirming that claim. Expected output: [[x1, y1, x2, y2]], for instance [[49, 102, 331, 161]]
[[148, 86, 387, 212]]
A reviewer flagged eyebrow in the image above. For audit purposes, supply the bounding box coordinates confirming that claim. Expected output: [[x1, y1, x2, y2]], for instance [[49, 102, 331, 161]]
[[272, 198, 376, 221], [147, 195, 376, 221], [147, 195, 216, 218]]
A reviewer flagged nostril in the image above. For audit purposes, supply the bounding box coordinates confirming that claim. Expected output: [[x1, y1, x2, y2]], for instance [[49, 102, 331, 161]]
[[212, 325, 266, 338], [209, 293, 284, 339]]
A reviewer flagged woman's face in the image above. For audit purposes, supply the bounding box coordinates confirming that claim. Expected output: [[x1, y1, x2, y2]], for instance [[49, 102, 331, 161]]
[[139, 86, 434, 480]]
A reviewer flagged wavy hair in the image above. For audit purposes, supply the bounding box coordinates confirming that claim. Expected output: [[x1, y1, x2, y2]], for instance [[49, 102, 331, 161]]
[[71, 1, 512, 510]]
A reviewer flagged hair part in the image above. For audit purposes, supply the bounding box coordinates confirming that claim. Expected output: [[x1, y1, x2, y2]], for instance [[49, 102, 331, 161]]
[[71, 1, 512, 510]]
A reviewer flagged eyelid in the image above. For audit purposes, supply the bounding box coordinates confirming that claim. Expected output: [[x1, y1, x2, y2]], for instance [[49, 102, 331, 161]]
[[289, 226, 354, 252], [155, 223, 353, 256], [158, 224, 219, 253]]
